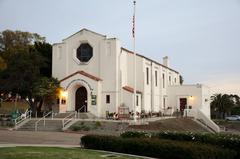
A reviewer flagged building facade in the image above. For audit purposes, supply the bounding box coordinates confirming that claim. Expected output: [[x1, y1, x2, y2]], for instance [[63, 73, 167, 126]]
[[52, 29, 211, 119]]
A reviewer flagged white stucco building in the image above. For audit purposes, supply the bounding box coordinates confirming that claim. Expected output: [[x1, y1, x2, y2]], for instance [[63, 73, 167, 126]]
[[52, 28, 213, 123]]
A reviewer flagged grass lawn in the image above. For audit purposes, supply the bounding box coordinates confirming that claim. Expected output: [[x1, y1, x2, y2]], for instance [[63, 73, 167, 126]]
[[0, 147, 141, 159]]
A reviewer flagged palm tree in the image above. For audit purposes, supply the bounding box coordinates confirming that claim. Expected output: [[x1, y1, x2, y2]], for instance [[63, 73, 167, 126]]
[[210, 94, 234, 119]]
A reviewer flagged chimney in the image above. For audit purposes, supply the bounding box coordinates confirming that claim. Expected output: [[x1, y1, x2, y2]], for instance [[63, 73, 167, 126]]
[[163, 56, 169, 67]]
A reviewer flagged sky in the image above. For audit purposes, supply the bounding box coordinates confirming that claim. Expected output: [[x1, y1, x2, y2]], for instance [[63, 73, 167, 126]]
[[0, 0, 240, 95]]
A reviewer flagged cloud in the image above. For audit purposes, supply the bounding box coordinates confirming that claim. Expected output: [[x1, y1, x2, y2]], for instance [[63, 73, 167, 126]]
[[202, 74, 240, 95]]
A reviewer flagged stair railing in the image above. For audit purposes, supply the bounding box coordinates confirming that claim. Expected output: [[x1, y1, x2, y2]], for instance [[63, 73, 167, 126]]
[[14, 109, 32, 127], [77, 105, 86, 118], [62, 111, 77, 129], [35, 111, 53, 131], [196, 109, 220, 133]]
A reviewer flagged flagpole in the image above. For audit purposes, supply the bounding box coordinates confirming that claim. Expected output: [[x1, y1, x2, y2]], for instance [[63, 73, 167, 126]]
[[133, 0, 137, 121]]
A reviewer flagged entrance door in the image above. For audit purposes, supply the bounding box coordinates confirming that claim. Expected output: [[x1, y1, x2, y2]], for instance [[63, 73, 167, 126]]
[[179, 98, 187, 112], [75, 86, 87, 112]]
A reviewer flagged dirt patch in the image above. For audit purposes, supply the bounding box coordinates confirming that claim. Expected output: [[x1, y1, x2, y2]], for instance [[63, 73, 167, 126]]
[[68, 121, 128, 136], [127, 118, 208, 132], [68, 118, 209, 136]]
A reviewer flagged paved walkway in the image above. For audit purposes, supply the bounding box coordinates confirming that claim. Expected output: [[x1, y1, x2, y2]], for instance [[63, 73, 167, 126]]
[[0, 130, 156, 159], [0, 130, 82, 146]]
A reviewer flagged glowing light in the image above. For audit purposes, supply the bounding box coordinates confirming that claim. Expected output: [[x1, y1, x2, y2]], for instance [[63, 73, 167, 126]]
[[61, 90, 68, 99], [189, 96, 194, 100]]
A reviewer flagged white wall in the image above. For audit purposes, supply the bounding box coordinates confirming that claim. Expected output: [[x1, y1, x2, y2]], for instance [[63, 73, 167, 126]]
[[167, 84, 211, 118], [52, 29, 210, 119]]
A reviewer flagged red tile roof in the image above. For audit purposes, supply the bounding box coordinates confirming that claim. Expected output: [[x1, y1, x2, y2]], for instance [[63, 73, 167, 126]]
[[123, 86, 141, 94], [60, 71, 102, 82]]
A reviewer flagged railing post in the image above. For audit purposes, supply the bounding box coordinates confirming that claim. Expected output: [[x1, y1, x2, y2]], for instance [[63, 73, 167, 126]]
[[44, 116, 45, 127], [35, 123, 37, 131]]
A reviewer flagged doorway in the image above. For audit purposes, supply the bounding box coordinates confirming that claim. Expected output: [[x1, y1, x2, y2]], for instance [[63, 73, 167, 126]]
[[75, 86, 87, 112], [179, 98, 187, 114]]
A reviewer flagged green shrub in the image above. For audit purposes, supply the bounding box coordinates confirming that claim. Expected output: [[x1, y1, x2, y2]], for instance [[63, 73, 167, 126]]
[[81, 135, 237, 159], [121, 131, 240, 158], [94, 121, 101, 128], [121, 131, 149, 138], [70, 125, 90, 131], [156, 131, 240, 151], [122, 131, 240, 149]]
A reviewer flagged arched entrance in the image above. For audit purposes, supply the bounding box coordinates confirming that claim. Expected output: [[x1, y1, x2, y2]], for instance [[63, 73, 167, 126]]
[[75, 86, 88, 112]]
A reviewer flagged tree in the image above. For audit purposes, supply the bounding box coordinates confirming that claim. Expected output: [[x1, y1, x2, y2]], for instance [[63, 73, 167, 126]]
[[0, 56, 6, 71], [230, 94, 240, 115], [210, 94, 235, 119], [32, 77, 59, 113], [0, 30, 59, 115], [0, 30, 45, 61], [34, 42, 52, 77]]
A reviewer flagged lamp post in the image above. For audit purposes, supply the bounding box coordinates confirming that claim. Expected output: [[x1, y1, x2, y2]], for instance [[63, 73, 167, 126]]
[[26, 97, 35, 117]]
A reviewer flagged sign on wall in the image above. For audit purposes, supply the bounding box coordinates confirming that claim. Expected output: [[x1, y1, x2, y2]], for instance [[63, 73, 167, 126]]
[[91, 95, 97, 105]]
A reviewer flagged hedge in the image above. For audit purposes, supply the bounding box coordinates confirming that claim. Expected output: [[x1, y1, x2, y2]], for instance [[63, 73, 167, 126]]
[[121, 131, 240, 158], [121, 131, 240, 149], [81, 135, 237, 159]]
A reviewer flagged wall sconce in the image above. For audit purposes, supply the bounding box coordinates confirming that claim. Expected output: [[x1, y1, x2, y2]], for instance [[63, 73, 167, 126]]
[[60, 90, 68, 99], [189, 96, 194, 100]]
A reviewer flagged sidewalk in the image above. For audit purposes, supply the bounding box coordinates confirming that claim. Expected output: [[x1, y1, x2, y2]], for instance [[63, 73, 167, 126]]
[[0, 130, 82, 145]]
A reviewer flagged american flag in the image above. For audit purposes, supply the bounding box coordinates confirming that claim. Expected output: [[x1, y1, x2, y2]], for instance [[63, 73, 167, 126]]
[[132, 15, 135, 38], [132, 1, 136, 38]]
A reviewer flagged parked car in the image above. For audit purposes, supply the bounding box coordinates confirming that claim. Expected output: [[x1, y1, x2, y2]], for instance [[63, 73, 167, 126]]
[[225, 115, 240, 121]]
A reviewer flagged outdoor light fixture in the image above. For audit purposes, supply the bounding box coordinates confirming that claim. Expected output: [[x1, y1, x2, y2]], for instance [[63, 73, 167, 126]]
[[61, 90, 68, 99]]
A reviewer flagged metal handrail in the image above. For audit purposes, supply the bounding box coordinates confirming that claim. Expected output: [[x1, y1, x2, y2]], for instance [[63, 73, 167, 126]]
[[35, 111, 53, 131], [62, 111, 76, 128], [77, 105, 86, 118], [14, 110, 32, 126]]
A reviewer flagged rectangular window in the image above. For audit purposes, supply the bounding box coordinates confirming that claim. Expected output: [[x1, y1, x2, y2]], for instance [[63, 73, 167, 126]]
[[162, 73, 165, 88], [146, 67, 149, 85], [163, 98, 166, 109], [174, 78, 176, 83], [155, 70, 157, 86], [136, 95, 139, 106], [106, 95, 110, 104]]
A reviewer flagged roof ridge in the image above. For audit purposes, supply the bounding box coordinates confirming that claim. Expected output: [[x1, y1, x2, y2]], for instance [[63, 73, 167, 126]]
[[121, 47, 179, 74]]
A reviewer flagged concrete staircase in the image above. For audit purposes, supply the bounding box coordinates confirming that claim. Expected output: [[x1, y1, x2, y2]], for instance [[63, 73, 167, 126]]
[[16, 112, 97, 132], [54, 113, 72, 118], [17, 119, 63, 132], [77, 112, 96, 119]]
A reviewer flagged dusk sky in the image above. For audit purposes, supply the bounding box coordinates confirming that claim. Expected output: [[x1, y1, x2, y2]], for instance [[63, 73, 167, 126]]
[[0, 0, 239, 95]]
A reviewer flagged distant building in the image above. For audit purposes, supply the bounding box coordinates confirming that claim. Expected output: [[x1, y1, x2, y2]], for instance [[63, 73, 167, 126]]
[[52, 28, 212, 121]]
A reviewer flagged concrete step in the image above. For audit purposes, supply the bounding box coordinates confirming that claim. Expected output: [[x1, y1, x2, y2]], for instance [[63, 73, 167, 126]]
[[54, 113, 72, 118], [17, 119, 64, 132], [77, 112, 96, 119]]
